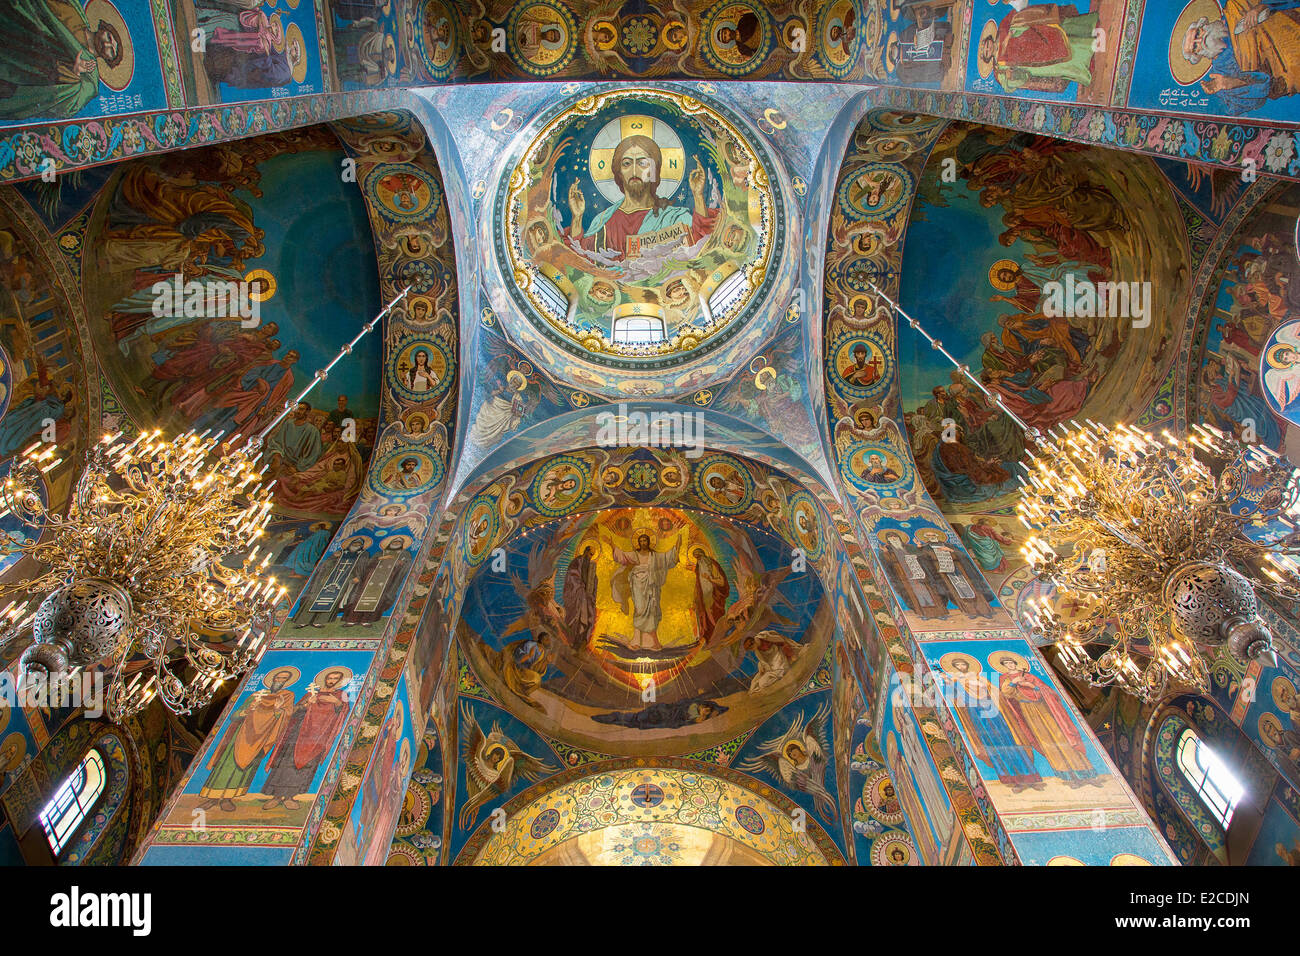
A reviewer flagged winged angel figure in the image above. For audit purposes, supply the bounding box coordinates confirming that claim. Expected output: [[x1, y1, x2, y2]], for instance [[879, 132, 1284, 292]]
[[711, 524, 796, 646], [458, 704, 558, 831], [736, 699, 835, 822]]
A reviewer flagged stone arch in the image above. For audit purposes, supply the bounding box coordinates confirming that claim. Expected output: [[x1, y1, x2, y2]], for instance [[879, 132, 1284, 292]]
[[455, 758, 846, 865]]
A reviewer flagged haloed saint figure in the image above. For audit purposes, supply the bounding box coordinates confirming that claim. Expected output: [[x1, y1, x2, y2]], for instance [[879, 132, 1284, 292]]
[[0, 0, 130, 120], [501, 88, 781, 366]]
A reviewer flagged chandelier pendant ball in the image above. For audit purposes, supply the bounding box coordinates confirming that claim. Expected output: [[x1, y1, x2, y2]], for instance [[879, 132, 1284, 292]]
[[1162, 561, 1277, 666], [22, 578, 134, 675], [0, 431, 283, 723]]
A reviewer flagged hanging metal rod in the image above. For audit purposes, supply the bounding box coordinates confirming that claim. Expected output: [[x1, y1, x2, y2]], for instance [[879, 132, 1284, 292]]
[[249, 286, 413, 444], [868, 281, 1039, 439]]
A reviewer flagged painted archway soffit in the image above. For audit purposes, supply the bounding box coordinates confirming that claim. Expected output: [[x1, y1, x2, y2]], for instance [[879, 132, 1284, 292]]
[[454, 758, 847, 866], [449, 395, 839, 503], [3, 84, 1298, 187]]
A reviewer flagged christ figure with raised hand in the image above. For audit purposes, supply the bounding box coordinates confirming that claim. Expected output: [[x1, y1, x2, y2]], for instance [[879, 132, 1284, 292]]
[[566, 134, 718, 261], [603, 528, 682, 650]]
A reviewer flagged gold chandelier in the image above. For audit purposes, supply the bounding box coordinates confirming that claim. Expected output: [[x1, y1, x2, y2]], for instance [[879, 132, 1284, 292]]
[[868, 282, 1298, 704], [0, 290, 409, 722], [1019, 421, 1297, 702], [0, 433, 281, 722]]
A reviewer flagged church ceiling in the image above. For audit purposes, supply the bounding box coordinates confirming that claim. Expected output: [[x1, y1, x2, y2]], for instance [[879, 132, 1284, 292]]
[[2, 9, 1298, 863], [460, 505, 832, 754], [456, 757, 845, 866], [83, 128, 383, 537], [493, 87, 786, 374], [431, 81, 847, 487]]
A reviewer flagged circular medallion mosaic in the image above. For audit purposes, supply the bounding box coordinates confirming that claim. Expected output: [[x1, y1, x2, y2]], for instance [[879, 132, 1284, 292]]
[[368, 164, 442, 223], [734, 804, 765, 834], [462, 495, 500, 567], [840, 442, 911, 494], [497, 87, 783, 370], [529, 454, 593, 516], [830, 328, 892, 403], [787, 490, 824, 561], [872, 833, 917, 865], [416, 0, 458, 80], [699, 1, 775, 75], [816, 0, 863, 77], [863, 769, 904, 824], [693, 453, 755, 515], [387, 336, 453, 402], [866, 111, 945, 135], [506, 0, 578, 76], [1260, 318, 1300, 431], [836, 162, 911, 222], [529, 807, 561, 838], [369, 446, 444, 498], [394, 785, 431, 838]]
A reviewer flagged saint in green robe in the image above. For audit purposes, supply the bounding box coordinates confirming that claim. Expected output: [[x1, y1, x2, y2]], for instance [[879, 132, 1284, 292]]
[[994, 7, 1098, 92], [0, 0, 105, 120], [200, 689, 294, 799]]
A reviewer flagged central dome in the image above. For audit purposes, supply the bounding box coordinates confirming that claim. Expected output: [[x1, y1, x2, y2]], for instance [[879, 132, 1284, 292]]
[[494, 86, 785, 372]]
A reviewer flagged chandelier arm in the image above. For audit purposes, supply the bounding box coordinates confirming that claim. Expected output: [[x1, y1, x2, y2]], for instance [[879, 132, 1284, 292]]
[[1081, 513, 1162, 561], [868, 281, 1040, 438], [1249, 577, 1300, 601], [251, 286, 412, 445]]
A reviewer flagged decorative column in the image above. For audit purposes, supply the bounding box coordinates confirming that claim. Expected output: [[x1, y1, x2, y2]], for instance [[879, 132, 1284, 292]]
[[135, 111, 461, 865]]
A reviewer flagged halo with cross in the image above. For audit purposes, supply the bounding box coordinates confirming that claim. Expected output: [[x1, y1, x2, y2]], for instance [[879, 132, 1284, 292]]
[[588, 114, 686, 205]]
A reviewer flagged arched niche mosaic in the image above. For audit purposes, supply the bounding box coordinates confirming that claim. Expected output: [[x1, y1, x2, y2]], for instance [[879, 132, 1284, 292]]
[[456, 759, 845, 865], [893, 123, 1191, 606], [459, 505, 832, 754], [60, 733, 131, 865], [1151, 711, 1232, 858], [405, 441, 884, 762], [0, 199, 90, 583], [77, 126, 385, 602], [490, 86, 792, 396], [1139, 695, 1280, 864], [899, 126, 1188, 504], [82, 128, 383, 461], [1189, 181, 1300, 465]]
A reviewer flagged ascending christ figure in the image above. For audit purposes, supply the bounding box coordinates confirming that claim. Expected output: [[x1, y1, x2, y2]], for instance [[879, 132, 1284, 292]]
[[606, 530, 682, 650]]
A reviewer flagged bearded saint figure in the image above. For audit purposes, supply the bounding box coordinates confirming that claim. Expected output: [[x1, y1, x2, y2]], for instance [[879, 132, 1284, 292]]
[[566, 135, 718, 261]]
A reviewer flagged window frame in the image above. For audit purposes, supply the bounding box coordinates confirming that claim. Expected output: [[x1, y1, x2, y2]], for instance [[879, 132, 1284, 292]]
[[38, 748, 107, 857], [611, 314, 666, 345], [1175, 726, 1242, 830]]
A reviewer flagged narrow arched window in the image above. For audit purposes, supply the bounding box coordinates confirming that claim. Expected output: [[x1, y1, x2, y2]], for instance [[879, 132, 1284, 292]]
[[39, 748, 106, 856], [1175, 727, 1243, 829]]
